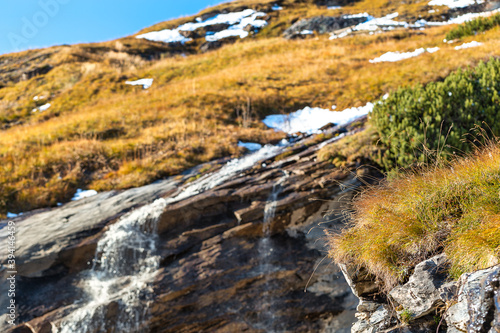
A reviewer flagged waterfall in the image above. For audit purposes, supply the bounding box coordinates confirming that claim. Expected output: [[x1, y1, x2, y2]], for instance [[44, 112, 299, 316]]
[[256, 172, 288, 332], [57, 145, 282, 333]]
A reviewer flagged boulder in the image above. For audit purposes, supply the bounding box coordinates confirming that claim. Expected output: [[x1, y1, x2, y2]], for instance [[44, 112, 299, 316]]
[[389, 254, 450, 319], [283, 15, 367, 39], [446, 265, 500, 333]]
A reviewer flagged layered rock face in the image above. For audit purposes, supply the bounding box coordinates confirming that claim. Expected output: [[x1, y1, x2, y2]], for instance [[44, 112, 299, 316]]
[[343, 254, 500, 333], [1, 125, 377, 332]]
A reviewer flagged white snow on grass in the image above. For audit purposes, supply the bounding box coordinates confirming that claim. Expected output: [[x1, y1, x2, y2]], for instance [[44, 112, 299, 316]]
[[428, 0, 484, 9], [72, 189, 98, 201], [238, 141, 263, 151], [137, 9, 267, 44], [137, 30, 191, 44], [205, 11, 267, 42], [369, 47, 439, 63], [327, 6, 342, 10], [32, 103, 51, 113], [426, 47, 440, 53], [332, 8, 497, 40], [354, 12, 408, 31], [454, 40, 482, 49], [7, 212, 19, 218], [125, 78, 154, 89], [272, 4, 283, 10], [263, 103, 373, 134]]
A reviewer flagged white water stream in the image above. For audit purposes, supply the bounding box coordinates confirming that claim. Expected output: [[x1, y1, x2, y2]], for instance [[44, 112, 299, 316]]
[[57, 145, 282, 333], [255, 172, 289, 332]]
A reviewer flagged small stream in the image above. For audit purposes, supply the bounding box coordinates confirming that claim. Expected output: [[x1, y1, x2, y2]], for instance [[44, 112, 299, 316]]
[[57, 145, 283, 333]]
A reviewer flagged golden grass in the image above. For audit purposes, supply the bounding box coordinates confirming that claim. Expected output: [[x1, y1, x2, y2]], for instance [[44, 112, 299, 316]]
[[1, 0, 499, 217], [328, 141, 500, 289]]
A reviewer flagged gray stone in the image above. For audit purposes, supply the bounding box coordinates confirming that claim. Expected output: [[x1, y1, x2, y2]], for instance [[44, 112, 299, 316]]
[[283, 15, 367, 39], [445, 265, 500, 333], [357, 300, 381, 313], [389, 254, 449, 319], [339, 263, 379, 298]]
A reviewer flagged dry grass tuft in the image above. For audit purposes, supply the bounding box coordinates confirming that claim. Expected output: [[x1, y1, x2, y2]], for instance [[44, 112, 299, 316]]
[[328, 141, 500, 289]]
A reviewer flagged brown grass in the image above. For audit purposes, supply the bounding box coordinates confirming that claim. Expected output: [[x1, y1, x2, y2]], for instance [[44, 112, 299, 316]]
[[328, 141, 500, 289], [1, 0, 499, 217]]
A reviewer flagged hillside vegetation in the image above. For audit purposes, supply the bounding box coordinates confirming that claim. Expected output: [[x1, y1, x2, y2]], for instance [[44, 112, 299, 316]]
[[328, 139, 500, 289], [325, 57, 500, 289], [1, 0, 500, 217]]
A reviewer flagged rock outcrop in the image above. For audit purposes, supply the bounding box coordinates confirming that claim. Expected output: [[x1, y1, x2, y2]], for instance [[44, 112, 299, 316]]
[[283, 16, 367, 39], [1, 123, 379, 332], [341, 253, 500, 333]]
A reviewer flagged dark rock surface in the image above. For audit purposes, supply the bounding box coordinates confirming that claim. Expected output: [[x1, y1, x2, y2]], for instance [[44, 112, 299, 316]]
[[1, 124, 377, 332], [283, 16, 367, 39]]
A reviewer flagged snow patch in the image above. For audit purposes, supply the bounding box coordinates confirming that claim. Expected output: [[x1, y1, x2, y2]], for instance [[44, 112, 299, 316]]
[[354, 12, 408, 31], [138, 9, 267, 44], [272, 4, 283, 10], [205, 11, 267, 42], [454, 40, 482, 49], [238, 141, 263, 151], [428, 0, 484, 9], [32, 103, 51, 113], [327, 6, 342, 10], [136, 29, 191, 44], [263, 103, 373, 134], [369, 47, 438, 63], [125, 78, 154, 89], [7, 212, 19, 218], [72, 189, 98, 201]]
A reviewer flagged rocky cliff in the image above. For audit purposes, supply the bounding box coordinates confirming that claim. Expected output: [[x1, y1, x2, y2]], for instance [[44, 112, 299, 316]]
[[1, 121, 381, 333], [342, 254, 500, 333]]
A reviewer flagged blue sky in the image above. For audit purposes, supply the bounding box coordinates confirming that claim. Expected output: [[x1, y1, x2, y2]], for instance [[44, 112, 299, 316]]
[[0, 0, 226, 55]]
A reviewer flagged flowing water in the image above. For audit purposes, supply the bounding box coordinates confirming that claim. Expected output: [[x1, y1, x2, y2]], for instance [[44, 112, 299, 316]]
[[255, 172, 289, 332], [57, 145, 282, 333]]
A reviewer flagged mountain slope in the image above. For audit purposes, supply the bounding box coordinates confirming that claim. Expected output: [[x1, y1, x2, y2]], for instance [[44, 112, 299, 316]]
[[1, 0, 499, 217]]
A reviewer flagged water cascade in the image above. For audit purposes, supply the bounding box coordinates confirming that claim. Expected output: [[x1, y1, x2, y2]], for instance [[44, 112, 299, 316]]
[[57, 145, 283, 332], [255, 172, 289, 332]]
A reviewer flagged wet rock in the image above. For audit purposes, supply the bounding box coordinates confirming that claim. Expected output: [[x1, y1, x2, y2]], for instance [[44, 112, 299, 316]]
[[389, 254, 449, 319], [2, 123, 381, 333]]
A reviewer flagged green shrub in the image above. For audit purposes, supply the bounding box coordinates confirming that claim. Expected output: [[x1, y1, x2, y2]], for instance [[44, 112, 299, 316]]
[[446, 14, 500, 40], [371, 58, 500, 170]]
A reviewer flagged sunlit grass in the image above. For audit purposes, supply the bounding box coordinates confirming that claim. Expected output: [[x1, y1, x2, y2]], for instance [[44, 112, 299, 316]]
[[0, 0, 499, 217], [328, 141, 500, 289]]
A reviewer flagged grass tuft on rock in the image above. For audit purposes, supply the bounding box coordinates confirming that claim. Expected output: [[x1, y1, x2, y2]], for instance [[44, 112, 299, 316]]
[[327, 142, 500, 289]]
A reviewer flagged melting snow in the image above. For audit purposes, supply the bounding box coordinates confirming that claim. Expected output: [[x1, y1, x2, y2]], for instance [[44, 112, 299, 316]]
[[72, 189, 98, 201], [331, 8, 497, 40], [454, 40, 482, 49], [300, 30, 314, 35], [136, 30, 191, 44], [7, 212, 19, 218], [354, 12, 408, 31], [328, 6, 342, 10], [428, 0, 484, 9], [369, 47, 439, 63], [272, 4, 283, 10], [263, 103, 373, 134], [137, 9, 267, 44], [125, 78, 154, 89], [32, 103, 51, 113], [238, 141, 263, 151]]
